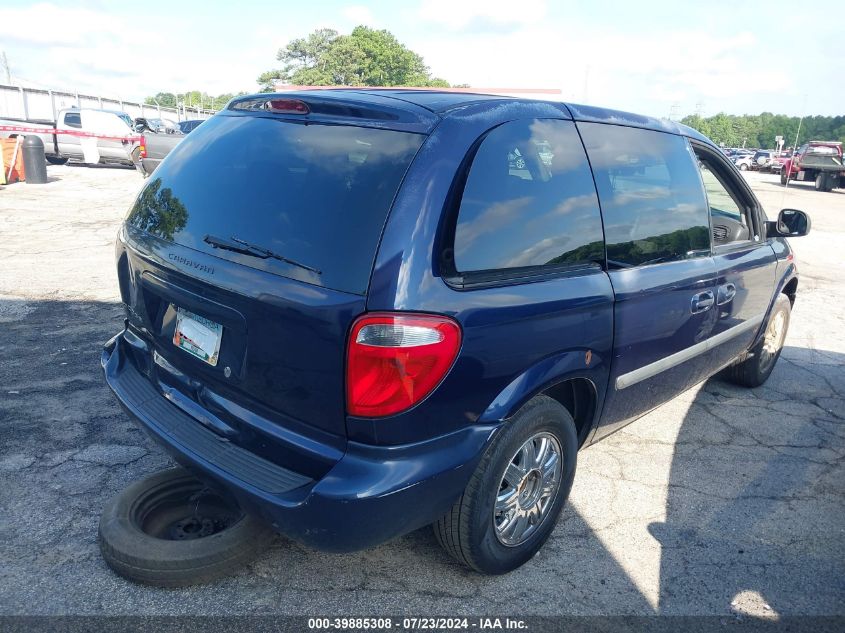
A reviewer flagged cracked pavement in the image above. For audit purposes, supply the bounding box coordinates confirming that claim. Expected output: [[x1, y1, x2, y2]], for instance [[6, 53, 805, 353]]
[[0, 165, 842, 617]]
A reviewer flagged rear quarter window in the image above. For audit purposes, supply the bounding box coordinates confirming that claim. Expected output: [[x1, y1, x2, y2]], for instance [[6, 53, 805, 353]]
[[451, 119, 604, 275], [578, 123, 710, 267]]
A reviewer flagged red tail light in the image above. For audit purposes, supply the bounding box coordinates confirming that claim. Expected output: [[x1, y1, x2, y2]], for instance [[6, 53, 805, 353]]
[[139, 135, 147, 159], [346, 313, 462, 418]]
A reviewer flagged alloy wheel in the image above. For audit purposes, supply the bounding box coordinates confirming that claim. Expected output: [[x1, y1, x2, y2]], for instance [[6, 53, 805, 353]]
[[760, 309, 787, 372], [493, 432, 562, 547]]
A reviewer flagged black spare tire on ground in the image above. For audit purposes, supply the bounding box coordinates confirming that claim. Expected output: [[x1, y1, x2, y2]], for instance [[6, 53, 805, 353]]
[[99, 467, 276, 587]]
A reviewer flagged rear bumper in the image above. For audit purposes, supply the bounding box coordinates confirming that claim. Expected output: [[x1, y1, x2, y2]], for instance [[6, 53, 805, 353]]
[[101, 329, 496, 552]]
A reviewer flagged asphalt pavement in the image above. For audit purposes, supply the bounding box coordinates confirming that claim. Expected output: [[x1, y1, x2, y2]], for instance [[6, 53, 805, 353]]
[[0, 165, 842, 618]]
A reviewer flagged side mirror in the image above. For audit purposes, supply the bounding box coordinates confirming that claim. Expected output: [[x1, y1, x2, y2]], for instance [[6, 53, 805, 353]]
[[767, 208, 811, 238]]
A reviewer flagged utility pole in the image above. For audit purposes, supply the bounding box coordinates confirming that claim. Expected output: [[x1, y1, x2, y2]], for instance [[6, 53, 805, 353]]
[[1, 51, 11, 84], [582, 65, 590, 104]]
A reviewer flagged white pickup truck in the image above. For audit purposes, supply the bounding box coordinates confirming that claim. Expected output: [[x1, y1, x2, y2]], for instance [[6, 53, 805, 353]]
[[0, 107, 139, 166]]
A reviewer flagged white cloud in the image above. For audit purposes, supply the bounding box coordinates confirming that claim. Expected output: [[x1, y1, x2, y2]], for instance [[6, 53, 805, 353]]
[[416, 0, 547, 31], [0, 2, 839, 117], [342, 5, 377, 27], [407, 21, 797, 116], [0, 4, 271, 100], [0, 3, 125, 46]]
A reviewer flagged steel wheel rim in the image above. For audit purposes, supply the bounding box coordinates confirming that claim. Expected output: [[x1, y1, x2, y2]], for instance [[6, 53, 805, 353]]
[[760, 309, 786, 370], [130, 477, 244, 541], [493, 432, 562, 547]]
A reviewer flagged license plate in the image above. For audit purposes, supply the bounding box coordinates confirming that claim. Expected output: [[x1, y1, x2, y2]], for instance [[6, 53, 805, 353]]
[[172, 307, 222, 366]]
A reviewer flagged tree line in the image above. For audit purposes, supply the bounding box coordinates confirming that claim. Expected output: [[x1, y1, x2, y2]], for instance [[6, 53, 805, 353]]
[[143, 90, 246, 111], [680, 112, 845, 149]]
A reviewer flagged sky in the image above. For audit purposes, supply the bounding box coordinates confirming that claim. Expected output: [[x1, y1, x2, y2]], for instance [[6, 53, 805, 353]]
[[0, 0, 842, 118]]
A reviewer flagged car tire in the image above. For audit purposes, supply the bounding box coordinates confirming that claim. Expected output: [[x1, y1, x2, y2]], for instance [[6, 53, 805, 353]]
[[99, 467, 276, 587], [46, 156, 69, 166], [814, 173, 832, 192], [720, 294, 791, 388], [780, 171, 788, 185], [739, 163, 748, 171], [434, 395, 577, 575]]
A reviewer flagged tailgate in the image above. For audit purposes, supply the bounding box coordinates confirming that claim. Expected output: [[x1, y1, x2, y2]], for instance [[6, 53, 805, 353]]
[[118, 108, 425, 439], [120, 230, 363, 438], [800, 146, 843, 171]]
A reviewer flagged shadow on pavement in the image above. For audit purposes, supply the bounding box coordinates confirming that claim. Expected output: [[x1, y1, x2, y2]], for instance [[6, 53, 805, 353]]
[[650, 345, 844, 615], [0, 297, 842, 616]]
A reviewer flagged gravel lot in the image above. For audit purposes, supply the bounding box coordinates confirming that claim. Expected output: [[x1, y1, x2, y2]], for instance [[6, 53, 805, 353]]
[[0, 164, 842, 618]]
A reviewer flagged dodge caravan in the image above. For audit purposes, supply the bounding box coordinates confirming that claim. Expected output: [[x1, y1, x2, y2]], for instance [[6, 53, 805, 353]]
[[101, 90, 809, 577]]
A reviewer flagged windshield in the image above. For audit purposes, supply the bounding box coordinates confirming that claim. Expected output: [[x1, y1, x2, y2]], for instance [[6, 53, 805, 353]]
[[126, 114, 424, 294]]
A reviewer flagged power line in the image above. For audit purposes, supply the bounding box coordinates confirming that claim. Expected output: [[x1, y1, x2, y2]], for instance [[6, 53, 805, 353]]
[[781, 94, 807, 202], [669, 102, 680, 121]]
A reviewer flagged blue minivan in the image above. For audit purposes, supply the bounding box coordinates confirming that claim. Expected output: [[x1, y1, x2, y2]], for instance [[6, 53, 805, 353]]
[[101, 90, 809, 579]]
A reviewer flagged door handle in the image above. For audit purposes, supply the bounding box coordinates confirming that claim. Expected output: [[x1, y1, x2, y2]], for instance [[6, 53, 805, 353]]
[[717, 283, 737, 305], [691, 291, 715, 314]]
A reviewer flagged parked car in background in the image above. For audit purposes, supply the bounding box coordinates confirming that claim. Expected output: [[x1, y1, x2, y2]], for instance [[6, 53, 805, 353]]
[[101, 91, 809, 582], [178, 119, 205, 134], [767, 152, 787, 173], [0, 107, 138, 166], [781, 141, 844, 191], [774, 151, 795, 174], [143, 117, 180, 134], [752, 150, 778, 171], [734, 153, 755, 170], [131, 117, 186, 177]]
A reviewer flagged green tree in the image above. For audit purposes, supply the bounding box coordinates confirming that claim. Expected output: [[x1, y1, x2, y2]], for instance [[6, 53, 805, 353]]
[[259, 26, 452, 89], [144, 92, 177, 108], [128, 178, 188, 241], [144, 90, 247, 111], [256, 70, 285, 92], [681, 112, 845, 148]]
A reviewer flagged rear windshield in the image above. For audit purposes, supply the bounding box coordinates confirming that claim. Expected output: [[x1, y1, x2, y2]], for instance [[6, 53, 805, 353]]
[[127, 114, 424, 294], [806, 145, 840, 156]]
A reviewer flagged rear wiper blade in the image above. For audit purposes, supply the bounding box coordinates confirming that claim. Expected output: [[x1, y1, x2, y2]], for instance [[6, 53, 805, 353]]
[[203, 234, 264, 257], [203, 235, 321, 274]]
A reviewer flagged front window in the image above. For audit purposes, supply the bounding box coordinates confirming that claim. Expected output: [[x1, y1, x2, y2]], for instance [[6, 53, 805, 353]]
[[694, 152, 752, 245]]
